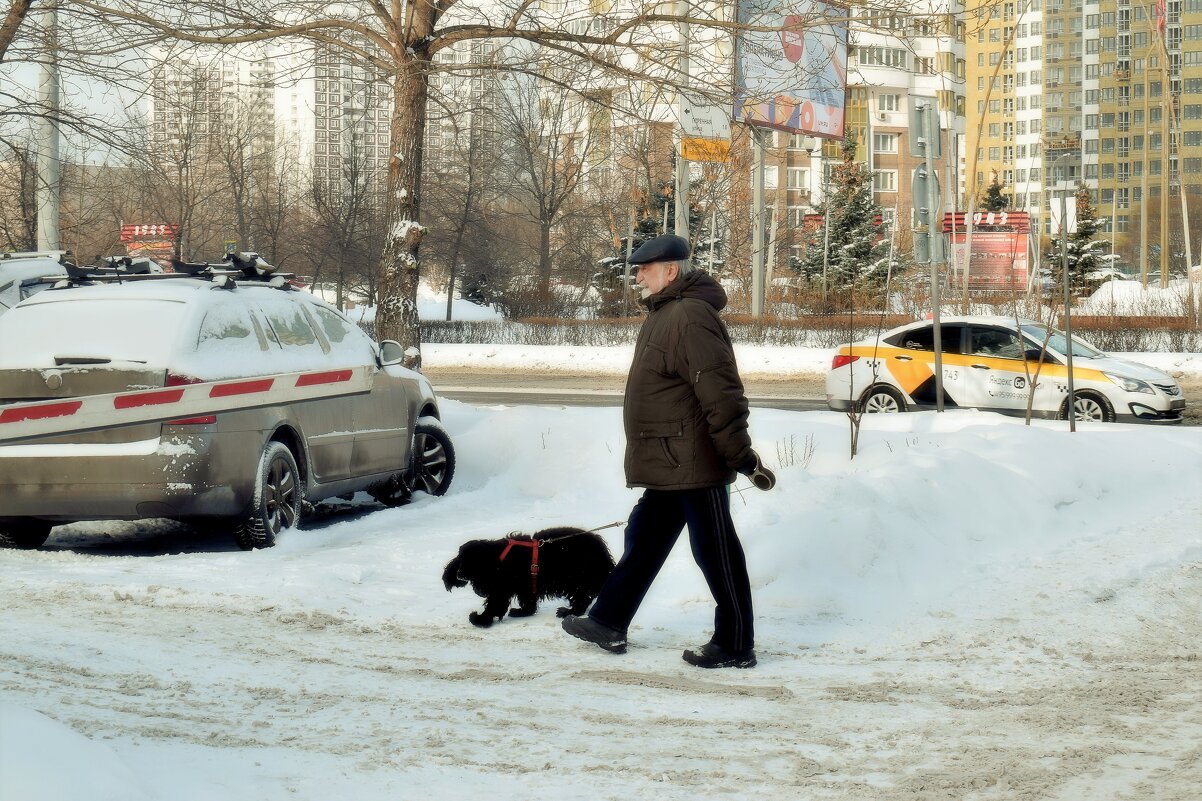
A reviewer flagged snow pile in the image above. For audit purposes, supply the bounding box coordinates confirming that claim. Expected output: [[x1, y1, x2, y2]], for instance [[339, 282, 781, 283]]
[[2, 398, 1201, 799], [311, 281, 503, 325], [423, 343, 836, 376], [1079, 277, 1200, 316]]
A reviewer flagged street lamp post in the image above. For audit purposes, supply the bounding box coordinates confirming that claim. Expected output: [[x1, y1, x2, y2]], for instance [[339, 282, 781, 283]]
[[1053, 149, 1080, 432]]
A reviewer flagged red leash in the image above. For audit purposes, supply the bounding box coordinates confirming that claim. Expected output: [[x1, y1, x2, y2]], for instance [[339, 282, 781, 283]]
[[499, 538, 540, 595]]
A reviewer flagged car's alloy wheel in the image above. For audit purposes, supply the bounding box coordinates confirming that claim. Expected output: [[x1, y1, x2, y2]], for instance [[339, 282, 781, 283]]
[[370, 417, 456, 506], [859, 386, 905, 414], [0, 520, 52, 549], [1063, 391, 1115, 423], [411, 418, 455, 496], [234, 441, 304, 550]]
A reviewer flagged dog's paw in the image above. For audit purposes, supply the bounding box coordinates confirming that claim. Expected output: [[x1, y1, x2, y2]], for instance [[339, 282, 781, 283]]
[[555, 606, 572, 618], [508, 606, 536, 617], [468, 612, 495, 628]]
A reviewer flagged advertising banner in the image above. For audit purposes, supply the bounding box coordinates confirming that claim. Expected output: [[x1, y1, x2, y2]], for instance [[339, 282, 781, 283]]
[[948, 230, 1030, 291], [733, 0, 848, 138]]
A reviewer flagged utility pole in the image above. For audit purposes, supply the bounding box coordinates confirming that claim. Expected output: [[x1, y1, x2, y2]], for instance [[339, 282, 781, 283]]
[[1051, 148, 1080, 431], [911, 98, 945, 412], [751, 127, 766, 316], [674, 0, 690, 241], [36, 4, 61, 252]]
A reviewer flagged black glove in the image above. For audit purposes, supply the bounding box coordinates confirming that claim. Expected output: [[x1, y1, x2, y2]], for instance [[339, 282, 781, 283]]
[[740, 452, 777, 491]]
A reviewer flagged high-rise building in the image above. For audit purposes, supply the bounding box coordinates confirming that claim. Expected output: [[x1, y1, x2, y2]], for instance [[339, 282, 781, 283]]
[[966, 0, 1199, 273]]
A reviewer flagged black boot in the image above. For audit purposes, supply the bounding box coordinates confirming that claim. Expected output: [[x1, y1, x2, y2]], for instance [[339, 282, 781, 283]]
[[561, 615, 627, 654], [682, 642, 756, 669]]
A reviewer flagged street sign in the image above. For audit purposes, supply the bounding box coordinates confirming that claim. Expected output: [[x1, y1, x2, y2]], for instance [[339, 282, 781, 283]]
[[677, 99, 732, 140], [911, 166, 941, 218], [680, 137, 732, 163], [908, 98, 941, 159], [912, 229, 946, 263], [224, 240, 238, 255]]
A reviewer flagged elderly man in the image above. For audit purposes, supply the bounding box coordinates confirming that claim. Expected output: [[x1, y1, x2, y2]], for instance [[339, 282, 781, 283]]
[[562, 234, 775, 669]]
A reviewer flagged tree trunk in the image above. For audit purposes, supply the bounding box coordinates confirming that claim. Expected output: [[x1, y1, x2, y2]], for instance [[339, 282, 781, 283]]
[[375, 60, 429, 351], [538, 221, 553, 297]]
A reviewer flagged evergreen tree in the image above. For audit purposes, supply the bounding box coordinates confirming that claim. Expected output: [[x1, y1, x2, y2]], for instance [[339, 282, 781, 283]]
[[981, 172, 1009, 211], [1045, 186, 1112, 293], [791, 133, 892, 291]]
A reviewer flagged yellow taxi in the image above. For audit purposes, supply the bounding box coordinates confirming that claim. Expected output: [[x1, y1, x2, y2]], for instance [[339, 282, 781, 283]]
[[826, 316, 1185, 424]]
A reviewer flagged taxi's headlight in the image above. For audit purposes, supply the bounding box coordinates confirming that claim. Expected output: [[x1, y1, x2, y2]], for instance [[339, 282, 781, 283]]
[[1103, 372, 1153, 394]]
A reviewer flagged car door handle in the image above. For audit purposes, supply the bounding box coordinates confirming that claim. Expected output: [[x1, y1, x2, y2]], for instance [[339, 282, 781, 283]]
[[893, 355, 913, 361], [971, 364, 991, 369]]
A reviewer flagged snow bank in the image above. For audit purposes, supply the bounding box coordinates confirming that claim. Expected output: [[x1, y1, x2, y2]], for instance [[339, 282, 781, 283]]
[[1079, 278, 1200, 316]]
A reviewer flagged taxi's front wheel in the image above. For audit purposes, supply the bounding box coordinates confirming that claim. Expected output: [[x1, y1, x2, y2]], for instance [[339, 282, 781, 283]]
[[1061, 390, 1115, 423]]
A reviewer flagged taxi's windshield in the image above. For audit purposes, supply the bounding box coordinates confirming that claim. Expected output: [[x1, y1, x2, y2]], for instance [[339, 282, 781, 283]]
[[1020, 323, 1104, 358]]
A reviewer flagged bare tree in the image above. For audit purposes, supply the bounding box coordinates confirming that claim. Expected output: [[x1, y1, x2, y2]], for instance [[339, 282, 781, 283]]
[[62, 0, 856, 350], [0, 133, 35, 249], [495, 76, 593, 298]]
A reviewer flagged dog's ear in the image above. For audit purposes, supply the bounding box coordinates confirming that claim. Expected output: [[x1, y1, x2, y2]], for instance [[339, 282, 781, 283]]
[[442, 554, 468, 591]]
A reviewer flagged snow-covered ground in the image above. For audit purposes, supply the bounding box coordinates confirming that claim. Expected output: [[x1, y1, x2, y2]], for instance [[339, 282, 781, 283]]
[[3, 372, 1202, 799]]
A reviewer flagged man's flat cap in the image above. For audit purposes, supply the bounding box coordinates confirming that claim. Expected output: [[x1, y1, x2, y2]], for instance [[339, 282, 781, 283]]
[[628, 234, 691, 265]]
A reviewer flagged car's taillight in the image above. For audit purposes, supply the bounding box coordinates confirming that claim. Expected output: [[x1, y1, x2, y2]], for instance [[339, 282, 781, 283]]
[[164, 372, 216, 425], [832, 353, 860, 370]]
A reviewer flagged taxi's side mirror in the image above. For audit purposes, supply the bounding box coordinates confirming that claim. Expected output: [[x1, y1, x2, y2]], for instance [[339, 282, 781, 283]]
[[1024, 348, 1048, 362]]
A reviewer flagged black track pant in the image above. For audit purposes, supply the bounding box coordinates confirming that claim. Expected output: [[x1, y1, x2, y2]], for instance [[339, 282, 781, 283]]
[[588, 486, 754, 652]]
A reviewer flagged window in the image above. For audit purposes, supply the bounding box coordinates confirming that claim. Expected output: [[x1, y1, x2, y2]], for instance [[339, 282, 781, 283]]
[[970, 328, 1024, 359], [873, 133, 898, 153], [873, 170, 897, 192], [786, 167, 809, 190], [892, 325, 964, 354], [878, 94, 900, 112], [787, 207, 806, 227]]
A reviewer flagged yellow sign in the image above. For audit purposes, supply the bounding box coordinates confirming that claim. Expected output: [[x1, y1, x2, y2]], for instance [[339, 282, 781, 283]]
[[680, 137, 731, 163]]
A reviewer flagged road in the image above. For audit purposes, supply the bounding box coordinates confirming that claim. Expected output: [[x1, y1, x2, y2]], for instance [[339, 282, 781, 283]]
[[425, 369, 829, 412]]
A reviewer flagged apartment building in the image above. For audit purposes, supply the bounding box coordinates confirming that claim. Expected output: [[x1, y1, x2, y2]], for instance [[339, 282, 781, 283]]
[[966, 0, 1199, 270], [147, 46, 276, 164]]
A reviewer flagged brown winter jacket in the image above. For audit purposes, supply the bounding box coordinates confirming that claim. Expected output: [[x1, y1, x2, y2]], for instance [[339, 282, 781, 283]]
[[623, 270, 754, 490]]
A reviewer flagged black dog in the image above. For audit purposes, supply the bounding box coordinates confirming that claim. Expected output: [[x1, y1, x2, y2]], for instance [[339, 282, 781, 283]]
[[442, 527, 615, 628]]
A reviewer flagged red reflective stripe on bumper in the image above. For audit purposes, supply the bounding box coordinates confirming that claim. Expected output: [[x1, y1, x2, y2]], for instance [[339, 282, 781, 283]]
[[0, 400, 83, 424], [295, 369, 353, 387], [209, 378, 274, 397], [114, 388, 186, 409]]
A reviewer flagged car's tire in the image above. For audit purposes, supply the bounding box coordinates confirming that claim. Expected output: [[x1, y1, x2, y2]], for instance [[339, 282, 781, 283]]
[[234, 441, 304, 550], [858, 385, 906, 414], [0, 520, 52, 549], [1061, 390, 1115, 423], [370, 417, 456, 506]]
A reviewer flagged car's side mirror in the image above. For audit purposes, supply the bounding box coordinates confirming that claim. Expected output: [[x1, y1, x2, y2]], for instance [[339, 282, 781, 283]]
[[379, 340, 406, 366], [1024, 348, 1047, 362]]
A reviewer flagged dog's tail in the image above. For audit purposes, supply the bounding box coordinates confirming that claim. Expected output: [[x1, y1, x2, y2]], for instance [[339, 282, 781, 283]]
[[442, 555, 467, 591]]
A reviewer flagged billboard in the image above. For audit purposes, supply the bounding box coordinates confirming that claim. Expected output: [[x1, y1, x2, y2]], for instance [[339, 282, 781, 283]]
[[733, 0, 848, 139], [945, 213, 1031, 291]]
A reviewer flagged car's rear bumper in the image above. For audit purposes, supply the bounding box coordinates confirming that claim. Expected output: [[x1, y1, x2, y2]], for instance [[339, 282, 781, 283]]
[[0, 429, 256, 521], [827, 395, 854, 412]]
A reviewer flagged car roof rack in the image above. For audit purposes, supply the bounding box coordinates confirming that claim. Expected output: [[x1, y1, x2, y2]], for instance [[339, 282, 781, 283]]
[[45, 252, 295, 291], [1, 250, 69, 261]]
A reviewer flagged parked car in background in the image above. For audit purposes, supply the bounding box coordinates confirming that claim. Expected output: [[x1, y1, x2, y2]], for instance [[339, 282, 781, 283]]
[[0, 257, 455, 550], [827, 315, 1185, 424], [0, 252, 69, 316]]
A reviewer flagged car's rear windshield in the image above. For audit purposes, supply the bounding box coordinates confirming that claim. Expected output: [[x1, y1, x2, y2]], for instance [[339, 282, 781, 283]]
[[0, 298, 185, 368]]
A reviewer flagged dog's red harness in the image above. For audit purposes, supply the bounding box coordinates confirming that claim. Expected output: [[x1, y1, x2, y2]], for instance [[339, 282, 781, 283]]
[[499, 538, 540, 595]]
